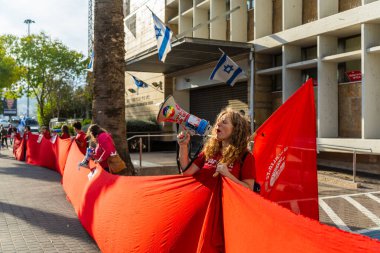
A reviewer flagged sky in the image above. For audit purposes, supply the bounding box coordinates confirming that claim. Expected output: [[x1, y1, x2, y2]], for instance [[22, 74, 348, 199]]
[[0, 0, 88, 117]]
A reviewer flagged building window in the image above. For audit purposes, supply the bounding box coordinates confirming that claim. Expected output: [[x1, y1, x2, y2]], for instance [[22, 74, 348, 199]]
[[125, 14, 136, 38], [273, 54, 282, 67], [301, 46, 317, 61], [302, 68, 317, 83], [124, 0, 130, 17], [272, 74, 282, 91], [337, 35, 361, 54], [247, 0, 254, 10]]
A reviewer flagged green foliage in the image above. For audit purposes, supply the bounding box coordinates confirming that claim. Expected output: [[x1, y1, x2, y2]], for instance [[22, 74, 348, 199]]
[[126, 118, 161, 133], [4, 32, 88, 123], [0, 36, 24, 91], [82, 118, 92, 126]]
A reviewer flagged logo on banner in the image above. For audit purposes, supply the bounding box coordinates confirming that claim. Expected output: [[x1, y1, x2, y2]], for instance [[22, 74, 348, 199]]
[[264, 146, 288, 193]]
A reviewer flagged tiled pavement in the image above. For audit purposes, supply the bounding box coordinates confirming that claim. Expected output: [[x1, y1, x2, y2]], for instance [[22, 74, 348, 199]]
[[0, 148, 99, 253], [318, 172, 380, 241]]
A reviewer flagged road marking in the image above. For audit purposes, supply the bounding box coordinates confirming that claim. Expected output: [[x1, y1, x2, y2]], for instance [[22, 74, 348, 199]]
[[366, 193, 380, 204], [319, 199, 351, 231], [319, 191, 380, 200], [342, 196, 380, 227]]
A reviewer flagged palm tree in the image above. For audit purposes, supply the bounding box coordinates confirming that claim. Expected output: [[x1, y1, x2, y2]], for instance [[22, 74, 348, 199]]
[[93, 0, 135, 175]]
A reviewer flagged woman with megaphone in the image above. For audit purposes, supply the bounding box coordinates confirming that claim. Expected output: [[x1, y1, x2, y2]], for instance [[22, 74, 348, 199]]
[[177, 107, 256, 191]]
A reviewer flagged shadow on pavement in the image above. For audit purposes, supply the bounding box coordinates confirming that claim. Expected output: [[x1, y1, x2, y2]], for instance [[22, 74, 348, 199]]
[[0, 201, 96, 245]]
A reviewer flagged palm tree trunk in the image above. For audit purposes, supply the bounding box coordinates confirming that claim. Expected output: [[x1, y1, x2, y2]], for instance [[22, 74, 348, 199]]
[[93, 0, 135, 175]]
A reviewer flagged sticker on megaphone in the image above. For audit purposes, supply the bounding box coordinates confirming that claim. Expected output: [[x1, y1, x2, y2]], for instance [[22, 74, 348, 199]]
[[157, 95, 212, 136]]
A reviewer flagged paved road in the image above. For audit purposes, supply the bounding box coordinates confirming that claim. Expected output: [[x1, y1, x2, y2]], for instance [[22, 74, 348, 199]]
[[0, 148, 99, 253]]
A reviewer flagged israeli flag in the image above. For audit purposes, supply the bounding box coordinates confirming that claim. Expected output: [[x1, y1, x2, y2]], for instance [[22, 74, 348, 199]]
[[86, 50, 94, 72], [132, 75, 148, 88], [152, 12, 172, 62], [210, 53, 246, 87]]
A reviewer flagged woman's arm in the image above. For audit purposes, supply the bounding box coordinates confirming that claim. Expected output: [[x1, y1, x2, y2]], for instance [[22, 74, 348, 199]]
[[178, 131, 201, 175]]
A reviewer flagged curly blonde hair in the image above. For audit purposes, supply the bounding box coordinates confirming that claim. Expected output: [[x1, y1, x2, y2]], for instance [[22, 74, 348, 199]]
[[203, 107, 251, 165]]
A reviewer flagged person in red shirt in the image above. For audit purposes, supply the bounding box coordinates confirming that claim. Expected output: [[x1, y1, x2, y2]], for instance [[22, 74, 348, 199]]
[[73, 121, 87, 154], [40, 126, 51, 139], [178, 107, 256, 190], [85, 124, 127, 175], [23, 126, 31, 140], [60, 125, 70, 139]]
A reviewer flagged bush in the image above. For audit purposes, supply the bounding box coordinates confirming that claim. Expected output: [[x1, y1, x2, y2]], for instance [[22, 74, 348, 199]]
[[126, 119, 161, 133], [82, 118, 92, 126]]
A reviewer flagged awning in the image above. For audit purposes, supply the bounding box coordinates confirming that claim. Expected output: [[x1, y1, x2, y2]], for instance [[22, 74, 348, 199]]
[[125, 37, 253, 74]]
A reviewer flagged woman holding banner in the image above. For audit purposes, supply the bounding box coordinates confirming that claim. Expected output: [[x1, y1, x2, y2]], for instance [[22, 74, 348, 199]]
[[85, 124, 127, 175], [178, 107, 256, 190]]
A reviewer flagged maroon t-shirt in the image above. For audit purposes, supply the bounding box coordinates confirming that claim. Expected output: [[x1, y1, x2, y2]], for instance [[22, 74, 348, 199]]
[[193, 151, 255, 180]]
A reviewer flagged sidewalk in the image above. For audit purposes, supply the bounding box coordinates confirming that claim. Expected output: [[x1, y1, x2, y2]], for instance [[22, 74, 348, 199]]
[[0, 147, 99, 253]]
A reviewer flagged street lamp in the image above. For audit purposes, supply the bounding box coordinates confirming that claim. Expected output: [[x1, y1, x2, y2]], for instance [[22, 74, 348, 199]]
[[24, 19, 35, 118]]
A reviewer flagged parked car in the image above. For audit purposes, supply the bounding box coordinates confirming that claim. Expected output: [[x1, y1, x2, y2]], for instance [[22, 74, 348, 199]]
[[0, 119, 10, 127], [25, 118, 40, 133], [17, 117, 40, 134]]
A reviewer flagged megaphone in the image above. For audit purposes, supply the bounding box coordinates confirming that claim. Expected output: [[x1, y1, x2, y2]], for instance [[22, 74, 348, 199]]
[[157, 95, 212, 136]]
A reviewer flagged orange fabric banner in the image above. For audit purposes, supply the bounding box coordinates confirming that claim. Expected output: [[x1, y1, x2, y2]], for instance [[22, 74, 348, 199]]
[[222, 178, 380, 253], [254, 78, 319, 219]]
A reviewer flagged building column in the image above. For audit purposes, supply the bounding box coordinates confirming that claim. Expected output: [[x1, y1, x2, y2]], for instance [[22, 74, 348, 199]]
[[282, 45, 302, 101], [254, 0, 272, 39], [361, 23, 380, 139], [317, 35, 338, 138], [210, 0, 226, 40], [230, 0, 247, 42]]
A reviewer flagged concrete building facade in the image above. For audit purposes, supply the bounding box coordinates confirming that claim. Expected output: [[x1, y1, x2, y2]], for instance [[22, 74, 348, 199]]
[[125, 0, 380, 166], [253, 0, 380, 167]]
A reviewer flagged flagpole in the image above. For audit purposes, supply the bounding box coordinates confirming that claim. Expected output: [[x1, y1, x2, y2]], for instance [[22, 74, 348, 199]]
[[249, 47, 255, 133]]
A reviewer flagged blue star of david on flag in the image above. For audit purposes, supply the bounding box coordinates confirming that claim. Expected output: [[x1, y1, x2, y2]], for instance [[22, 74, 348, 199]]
[[210, 52, 246, 86], [154, 25, 162, 39], [151, 12, 173, 62], [223, 64, 234, 74]]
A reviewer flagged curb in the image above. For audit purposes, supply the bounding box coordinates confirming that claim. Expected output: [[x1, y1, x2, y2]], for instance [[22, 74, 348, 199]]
[[318, 174, 360, 189]]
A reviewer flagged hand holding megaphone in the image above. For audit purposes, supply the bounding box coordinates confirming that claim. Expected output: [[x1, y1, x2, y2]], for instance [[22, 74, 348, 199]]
[[177, 131, 190, 145]]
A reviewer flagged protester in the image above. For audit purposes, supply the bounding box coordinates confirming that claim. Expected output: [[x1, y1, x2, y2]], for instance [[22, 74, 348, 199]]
[[7, 124, 13, 145], [24, 126, 32, 140], [73, 121, 87, 154], [1, 125, 8, 149], [178, 107, 256, 190], [81, 124, 127, 175], [40, 126, 51, 139], [60, 125, 70, 139]]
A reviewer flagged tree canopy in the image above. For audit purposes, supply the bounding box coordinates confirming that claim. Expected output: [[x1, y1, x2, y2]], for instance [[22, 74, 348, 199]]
[[2, 33, 88, 125], [0, 36, 23, 90]]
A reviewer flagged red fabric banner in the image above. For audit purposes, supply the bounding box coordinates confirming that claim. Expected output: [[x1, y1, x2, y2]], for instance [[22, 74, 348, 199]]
[[13, 136, 25, 161], [24, 134, 72, 175], [254, 78, 319, 220]]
